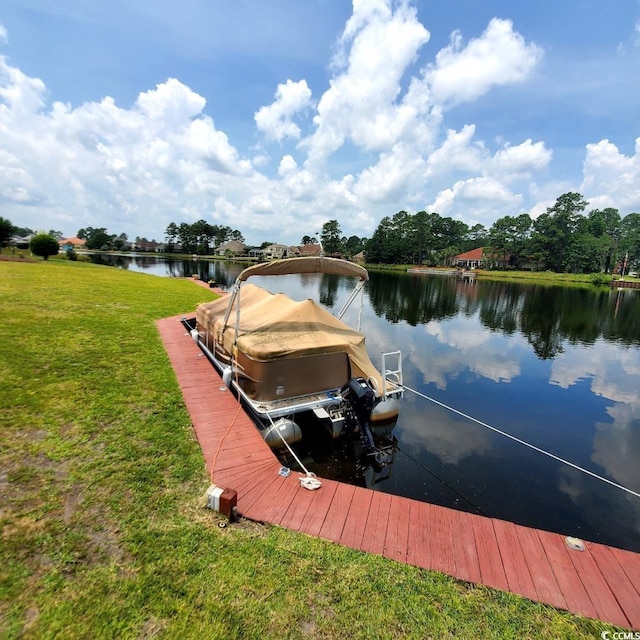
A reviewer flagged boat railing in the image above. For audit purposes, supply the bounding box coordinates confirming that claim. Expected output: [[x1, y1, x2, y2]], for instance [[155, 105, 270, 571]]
[[381, 350, 403, 398]]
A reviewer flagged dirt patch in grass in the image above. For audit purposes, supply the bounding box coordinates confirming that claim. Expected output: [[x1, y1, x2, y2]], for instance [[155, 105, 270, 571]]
[[0, 254, 36, 262]]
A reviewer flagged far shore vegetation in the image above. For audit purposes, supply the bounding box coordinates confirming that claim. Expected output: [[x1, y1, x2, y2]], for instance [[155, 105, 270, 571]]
[[3, 244, 639, 290], [3, 191, 640, 279], [0, 258, 623, 638]]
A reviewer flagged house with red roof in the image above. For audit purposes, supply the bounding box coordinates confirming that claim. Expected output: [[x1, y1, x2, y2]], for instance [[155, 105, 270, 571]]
[[296, 243, 322, 257], [453, 247, 510, 269], [453, 247, 484, 268], [60, 237, 86, 249]]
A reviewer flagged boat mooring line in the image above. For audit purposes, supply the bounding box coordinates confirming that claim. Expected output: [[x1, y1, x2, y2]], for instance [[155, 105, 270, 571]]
[[403, 385, 640, 500], [265, 412, 322, 491], [397, 445, 486, 516]]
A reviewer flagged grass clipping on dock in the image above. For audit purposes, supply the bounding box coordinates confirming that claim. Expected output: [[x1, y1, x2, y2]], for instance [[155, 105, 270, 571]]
[[0, 259, 618, 639]]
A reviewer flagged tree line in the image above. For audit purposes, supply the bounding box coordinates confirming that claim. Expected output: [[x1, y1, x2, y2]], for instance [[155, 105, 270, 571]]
[[3, 191, 639, 274], [75, 220, 246, 253], [164, 221, 244, 254], [362, 192, 640, 274]]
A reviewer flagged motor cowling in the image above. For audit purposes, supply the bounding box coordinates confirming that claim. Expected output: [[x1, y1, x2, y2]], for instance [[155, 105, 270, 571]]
[[341, 377, 381, 456], [341, 378, 376, 433]]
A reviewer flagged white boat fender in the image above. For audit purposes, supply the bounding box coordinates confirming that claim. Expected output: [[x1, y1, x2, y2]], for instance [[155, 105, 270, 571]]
[[222, 366, 233, 388], [190, 328, 199, 343], [371, 397, 400, 423], [263, 418, 302, 448]]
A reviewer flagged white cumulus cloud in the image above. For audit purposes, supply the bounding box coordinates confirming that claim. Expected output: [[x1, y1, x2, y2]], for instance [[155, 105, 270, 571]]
[[0, 58, 262, 236], [430, 176, 523, 224], [493, 139, 553, 177], [304, 0, 431, 165], [254, 79, 313, 142], [581, 138, 640, 213], [426, 18, 543, 108]]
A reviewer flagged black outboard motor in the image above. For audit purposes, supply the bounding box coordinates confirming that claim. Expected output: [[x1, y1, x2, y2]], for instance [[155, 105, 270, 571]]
[[342, 378, 390, 471]]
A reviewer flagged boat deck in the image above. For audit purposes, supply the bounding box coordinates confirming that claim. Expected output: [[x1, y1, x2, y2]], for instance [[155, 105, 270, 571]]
[[157, 313, 640, 630]]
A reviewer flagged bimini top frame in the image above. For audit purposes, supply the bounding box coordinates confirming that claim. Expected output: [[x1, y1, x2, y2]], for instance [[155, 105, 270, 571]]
[[221, 256, 369, 333]]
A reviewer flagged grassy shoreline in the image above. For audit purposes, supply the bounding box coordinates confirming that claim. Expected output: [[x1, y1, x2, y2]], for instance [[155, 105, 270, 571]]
[[6, 246, 637, 287], [0, 259, 620, 638], [366, 262, 638, 286]]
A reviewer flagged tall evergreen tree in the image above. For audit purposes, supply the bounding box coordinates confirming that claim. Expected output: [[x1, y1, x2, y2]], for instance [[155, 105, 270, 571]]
[[0, 216, 13, 246], [320, 220, 344, 256]]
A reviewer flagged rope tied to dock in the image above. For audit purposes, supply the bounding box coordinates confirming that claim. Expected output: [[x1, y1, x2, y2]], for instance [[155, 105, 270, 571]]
[[265, 413, 322, 490], [403, 385, 640, 500]]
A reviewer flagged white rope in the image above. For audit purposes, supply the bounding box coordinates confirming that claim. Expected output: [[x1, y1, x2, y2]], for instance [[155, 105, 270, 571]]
[[265, 414, 322, 491], [403, 385, 640, 500], [299, 474, 322, 490]]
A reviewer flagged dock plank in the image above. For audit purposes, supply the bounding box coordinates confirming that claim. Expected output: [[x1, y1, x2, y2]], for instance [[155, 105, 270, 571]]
[[339, 487, 374, 550], [536, 530, 595, 621], [218, 460, 280, 499], [297, 480, 339, 537], [491, 520, 538, 602], [471, 516, 509, 592], [213, 461, 276, 492], [427, 503, 455, 578], [382, 495, 410, 564], [566, 542, 629, 629], [254, 476, 302, 526], [405, 500, 434, 570], [359, 491, 392, 556], [517, 527, 566, 610], [611, 546, 640, 596], [318, 482, 356, 543], [592, 544, 640, 629], [235, 470, 283, 520], [449, 510, 482, 585], [279, 481, 316, 531]]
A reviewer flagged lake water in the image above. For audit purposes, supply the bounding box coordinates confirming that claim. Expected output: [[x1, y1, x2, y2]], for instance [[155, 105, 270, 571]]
[[93, 254, 640, 551]]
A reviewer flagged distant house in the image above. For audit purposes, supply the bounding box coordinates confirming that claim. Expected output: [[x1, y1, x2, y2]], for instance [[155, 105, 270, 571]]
[[60, 236, 86, 250], [216, 241, 247, 257], [249, 243, 322, 260], [135, 239, 160, 252], [11, 234, 34, 248], [453, 247, 510, 269], [297, 243, 322, 257], [259, 244, 291, 260], [453, 247, 485, 269]]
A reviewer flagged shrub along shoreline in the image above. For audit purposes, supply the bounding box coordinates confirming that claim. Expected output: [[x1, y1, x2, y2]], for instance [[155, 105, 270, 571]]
[[0, 259, 619, 638]]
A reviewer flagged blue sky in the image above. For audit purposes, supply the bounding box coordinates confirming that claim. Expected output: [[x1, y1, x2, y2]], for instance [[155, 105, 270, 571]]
[[1, 0, 639, 245]]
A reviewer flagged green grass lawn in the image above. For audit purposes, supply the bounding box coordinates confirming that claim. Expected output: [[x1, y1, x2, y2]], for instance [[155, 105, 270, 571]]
[[0, 259, 621, 639], [471, 269, 615, 286]]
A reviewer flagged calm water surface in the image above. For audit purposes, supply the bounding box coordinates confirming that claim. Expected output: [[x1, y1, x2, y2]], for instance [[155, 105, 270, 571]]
[[95, 254, 640, 551]]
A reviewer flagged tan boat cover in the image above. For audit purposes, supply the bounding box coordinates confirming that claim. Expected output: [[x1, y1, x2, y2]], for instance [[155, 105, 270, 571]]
[[196, 282, 384, 393]]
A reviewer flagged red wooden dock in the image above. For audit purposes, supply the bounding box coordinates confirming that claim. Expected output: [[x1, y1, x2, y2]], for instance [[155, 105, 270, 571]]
[[611, 280, 640, 289], [157, 313, 640, 630]]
